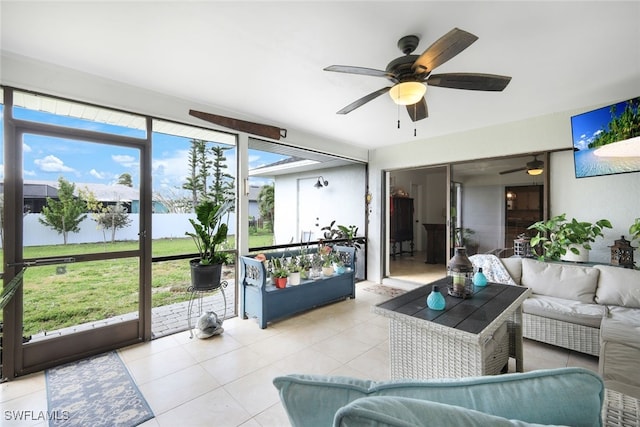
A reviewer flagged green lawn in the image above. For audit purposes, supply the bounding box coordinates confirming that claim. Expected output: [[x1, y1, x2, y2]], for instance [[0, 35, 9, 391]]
[[2, 232, 274, 337]]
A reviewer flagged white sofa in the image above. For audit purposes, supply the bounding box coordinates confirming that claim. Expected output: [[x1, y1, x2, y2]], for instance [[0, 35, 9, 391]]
[[472, 255, 640, 399]]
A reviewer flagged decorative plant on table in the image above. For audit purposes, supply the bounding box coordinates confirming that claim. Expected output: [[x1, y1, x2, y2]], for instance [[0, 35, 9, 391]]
[[528, 213, 612, 262], [186, 199, 234, 290]]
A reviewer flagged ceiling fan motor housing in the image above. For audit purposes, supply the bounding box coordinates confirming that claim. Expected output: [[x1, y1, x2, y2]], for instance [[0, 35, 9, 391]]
[[386, 55, 422, 83]]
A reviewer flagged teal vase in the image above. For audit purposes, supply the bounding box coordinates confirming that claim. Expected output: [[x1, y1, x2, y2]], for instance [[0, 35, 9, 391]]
[[426, 285, 446, 310], [473, 267, 488, 287]]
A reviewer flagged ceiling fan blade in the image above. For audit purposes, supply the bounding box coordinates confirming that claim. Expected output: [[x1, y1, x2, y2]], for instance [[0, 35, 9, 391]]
[[499, 167, 527, 175], [336, 87, 391, 115], [412, 28, 478, 73], [406, 98, 428, 122], [324, 65, 395, 80], [427, 73, 512, 91]]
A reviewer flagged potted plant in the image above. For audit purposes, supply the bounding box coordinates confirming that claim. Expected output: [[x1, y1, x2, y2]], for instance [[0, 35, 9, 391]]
[[185, 199, 233, 290], [333, 250, 347, 274], [272, 265, 289, 288], [629, 218, 640, 242], [528, 213, 612, 262], [319, 244, 335, 276], [288, 259, 302, 286]]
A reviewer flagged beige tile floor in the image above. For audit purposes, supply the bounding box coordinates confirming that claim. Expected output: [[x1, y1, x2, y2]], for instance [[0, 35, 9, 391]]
[[0, 279, 599, 427]]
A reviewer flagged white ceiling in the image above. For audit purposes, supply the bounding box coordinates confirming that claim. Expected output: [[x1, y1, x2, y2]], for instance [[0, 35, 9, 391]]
[[1, 1, 639, 151]]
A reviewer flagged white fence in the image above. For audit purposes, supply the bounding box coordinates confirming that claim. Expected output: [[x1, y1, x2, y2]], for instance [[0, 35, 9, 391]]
[[16, 213, 237, 247]]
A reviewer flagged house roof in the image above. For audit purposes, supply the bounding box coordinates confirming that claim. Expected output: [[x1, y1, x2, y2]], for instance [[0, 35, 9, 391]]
[[21, 180, 139, 202], [1, 2, 638, 150]]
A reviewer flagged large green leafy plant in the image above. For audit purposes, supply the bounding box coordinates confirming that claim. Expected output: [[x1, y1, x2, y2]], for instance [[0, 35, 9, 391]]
[[629, 218, 640, 242], [186, 199, 233, 265], [528, 213, 612, 261]]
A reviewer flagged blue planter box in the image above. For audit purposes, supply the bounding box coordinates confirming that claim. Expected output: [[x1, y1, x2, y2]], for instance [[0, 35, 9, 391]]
[[240, 246, 356, 329]]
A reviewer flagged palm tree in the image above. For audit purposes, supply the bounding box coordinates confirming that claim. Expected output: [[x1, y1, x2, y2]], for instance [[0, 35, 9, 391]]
[[257, 184, 274, 231]]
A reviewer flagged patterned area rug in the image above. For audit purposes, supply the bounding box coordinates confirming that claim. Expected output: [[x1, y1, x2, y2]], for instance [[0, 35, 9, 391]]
[[363, 284, 409, 299], [46, 351, 153, 427]]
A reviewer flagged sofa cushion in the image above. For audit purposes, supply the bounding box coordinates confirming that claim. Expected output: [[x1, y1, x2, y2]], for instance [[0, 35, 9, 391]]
[[333, 396, 555, 427], [521, 258, 599, 303], [594, 265, 640, 308], [273, 368, 604, 427], [523, 295, 606, 328], [501, 258, 523, 285]]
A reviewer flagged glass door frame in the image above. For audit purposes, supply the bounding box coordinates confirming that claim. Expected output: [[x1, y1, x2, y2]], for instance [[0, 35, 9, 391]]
[[2, 88, 153, 379]]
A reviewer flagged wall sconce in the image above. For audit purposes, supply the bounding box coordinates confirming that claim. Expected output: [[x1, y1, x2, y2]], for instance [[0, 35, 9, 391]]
[[314, 176, 328, 189]]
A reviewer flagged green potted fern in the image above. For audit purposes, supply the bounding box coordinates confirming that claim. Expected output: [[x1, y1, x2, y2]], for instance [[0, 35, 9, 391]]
[[185, 199, 233, 290], [528, 213, 612, 262]]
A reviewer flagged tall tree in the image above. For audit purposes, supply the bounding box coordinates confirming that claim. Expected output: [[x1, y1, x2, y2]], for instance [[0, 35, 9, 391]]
[[94, 202, 133, 243], [210, 145, 235, 205], [39, 177, 87, 244], [258, 184, 274, 231], [80, 188, 132, 243], [117, 173, 133, 187], [182, 139, 210, 207]]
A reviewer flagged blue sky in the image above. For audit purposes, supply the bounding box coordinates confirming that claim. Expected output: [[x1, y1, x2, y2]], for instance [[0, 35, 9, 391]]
[[0, 106, 283, 195], [570, 98, 634, 151]]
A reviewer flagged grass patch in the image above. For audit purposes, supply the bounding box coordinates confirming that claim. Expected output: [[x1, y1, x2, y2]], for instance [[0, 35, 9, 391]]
[[3, 233, 272, 336]]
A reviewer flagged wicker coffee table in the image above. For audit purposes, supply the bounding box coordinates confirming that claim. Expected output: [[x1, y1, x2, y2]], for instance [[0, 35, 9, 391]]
[[373, 277, 531, 379]]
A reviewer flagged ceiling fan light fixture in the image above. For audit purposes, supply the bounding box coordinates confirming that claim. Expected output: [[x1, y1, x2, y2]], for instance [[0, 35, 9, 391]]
[[526, 157, 544, 175], [527, 168, 544, 176], [389, 81, 426, 105]]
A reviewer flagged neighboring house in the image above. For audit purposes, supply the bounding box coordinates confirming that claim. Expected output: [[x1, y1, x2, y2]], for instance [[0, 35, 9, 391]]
[[3, 180, 141, 213]]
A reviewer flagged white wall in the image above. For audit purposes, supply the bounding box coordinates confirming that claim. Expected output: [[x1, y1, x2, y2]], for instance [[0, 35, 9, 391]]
[[551, 150, 640, 263], [369, 108, 640, 282], [20, 213, 237, 247], [274, 164, 366, 245]]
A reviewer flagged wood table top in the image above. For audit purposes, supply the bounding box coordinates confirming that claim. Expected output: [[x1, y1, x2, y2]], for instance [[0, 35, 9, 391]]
[[375, 277, 529, 334]]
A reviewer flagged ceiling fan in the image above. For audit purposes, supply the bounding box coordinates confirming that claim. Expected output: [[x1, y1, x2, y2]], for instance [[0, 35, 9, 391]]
[[324, 27, 512, 122], [499, 155, 544, 176]]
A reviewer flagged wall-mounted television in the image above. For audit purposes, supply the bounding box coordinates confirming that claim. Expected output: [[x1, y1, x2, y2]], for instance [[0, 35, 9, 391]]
[[571, 96, 640, 178]]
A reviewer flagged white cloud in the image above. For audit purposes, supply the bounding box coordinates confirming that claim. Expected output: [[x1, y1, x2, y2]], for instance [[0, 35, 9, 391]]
[[34, 155, 74, 172], [90, 169, 107, 179], [112, 154, 137, 167], [23, 143, 32, 153]]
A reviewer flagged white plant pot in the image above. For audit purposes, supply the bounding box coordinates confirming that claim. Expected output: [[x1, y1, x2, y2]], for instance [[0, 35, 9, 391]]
[[560, 244, 589, 263], [322, 266, 334, 277], [289, 272, 301, 286]]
